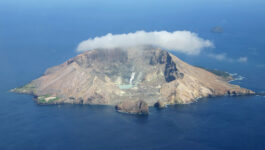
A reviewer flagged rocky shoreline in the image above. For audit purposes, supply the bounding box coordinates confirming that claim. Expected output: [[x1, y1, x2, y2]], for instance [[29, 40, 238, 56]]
[[12, 47, 255, 115]]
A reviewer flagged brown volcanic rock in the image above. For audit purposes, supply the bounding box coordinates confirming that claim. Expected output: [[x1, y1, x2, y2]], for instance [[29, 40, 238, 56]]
[[116, 100, 149, 115], [13, 46, 254, 114]]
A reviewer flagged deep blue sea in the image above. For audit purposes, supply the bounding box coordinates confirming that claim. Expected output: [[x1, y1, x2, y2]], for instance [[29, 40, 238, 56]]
[[0, 0, 265, 149]]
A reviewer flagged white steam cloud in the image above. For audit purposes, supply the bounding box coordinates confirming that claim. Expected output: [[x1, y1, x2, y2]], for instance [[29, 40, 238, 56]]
[[76, 30, 213, 55]]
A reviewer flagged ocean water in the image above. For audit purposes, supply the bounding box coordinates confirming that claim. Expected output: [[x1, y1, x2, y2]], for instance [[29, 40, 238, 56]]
[[0, 0, 265, 149]]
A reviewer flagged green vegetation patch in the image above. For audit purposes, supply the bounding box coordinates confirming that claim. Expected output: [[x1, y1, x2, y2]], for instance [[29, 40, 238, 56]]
[[196, 66, 233, 80], [206, 69, 231, 78], [11, 83, 36, 93], [37, 95, 59, 104]]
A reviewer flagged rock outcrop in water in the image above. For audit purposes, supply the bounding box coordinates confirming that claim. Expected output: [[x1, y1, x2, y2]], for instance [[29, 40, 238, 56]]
[[116, 100, 149, 115], [12, 46, 254, 114], [211, 26, 223, 33]]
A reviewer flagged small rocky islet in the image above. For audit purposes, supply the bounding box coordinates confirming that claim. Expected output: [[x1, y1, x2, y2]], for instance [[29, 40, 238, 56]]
[[12, 47, 254, 115], [211, 26, 223, 33]]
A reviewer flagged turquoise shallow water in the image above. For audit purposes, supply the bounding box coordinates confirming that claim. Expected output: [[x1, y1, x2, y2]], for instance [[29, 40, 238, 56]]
[[0, 0, 265, 149], [118, 84, 134, 90]]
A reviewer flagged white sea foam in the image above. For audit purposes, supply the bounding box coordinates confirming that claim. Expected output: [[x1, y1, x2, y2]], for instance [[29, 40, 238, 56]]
[[228, 73, 245, 82], [234, 75, 245, 81], [229, 73, 238, 76]]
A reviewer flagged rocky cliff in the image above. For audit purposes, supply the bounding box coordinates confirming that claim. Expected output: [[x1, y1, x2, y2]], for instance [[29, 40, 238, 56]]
[[12, 47, 254, 114]]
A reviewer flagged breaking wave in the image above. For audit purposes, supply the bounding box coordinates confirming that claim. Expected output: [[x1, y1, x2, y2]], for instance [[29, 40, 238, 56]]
[[228, 73, 245, 82]]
